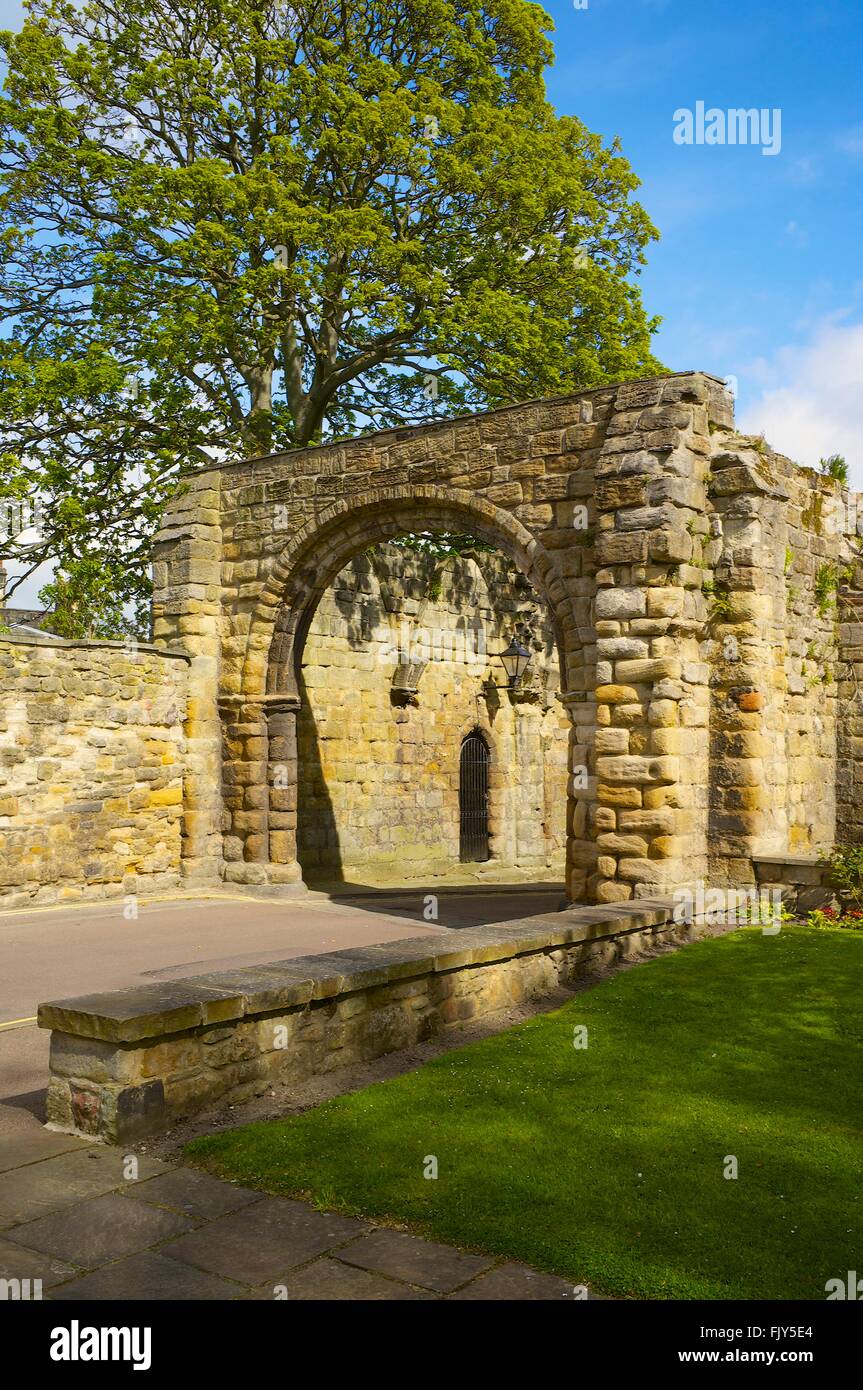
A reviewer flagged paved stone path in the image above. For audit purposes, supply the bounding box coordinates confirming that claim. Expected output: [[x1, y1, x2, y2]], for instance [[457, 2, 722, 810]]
[[0, 1128, 584, 1301]]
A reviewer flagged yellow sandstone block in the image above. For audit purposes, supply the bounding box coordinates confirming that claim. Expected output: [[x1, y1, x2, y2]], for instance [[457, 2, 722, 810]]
[[598, 783, 642, 809], [595, 684, 640, 704], [148, 786, 183, 807]]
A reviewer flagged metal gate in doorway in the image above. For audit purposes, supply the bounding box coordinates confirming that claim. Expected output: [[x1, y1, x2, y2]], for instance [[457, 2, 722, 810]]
[[459, 731, 490, 862]]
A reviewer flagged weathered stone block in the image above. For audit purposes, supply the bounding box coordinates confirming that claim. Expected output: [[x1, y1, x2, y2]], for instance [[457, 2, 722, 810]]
[[594, 588, 647, 620], [595, 755, 679, 785], [594, 531, 649, 565], [615, 657, 682, 684], [595, 684, 640, 705], [596, 833, 649, 857], [647, 588, 685, 618], [649, 531, 692, 563], [595, 727, 629, 754]]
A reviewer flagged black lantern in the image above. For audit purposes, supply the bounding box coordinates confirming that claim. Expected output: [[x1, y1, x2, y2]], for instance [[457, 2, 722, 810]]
[[498, 636, 531, 688]]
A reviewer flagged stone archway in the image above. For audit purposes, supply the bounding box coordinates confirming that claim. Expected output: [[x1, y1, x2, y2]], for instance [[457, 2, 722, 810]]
[[223, 486, 578, 890], [153, 370, 803, 906]]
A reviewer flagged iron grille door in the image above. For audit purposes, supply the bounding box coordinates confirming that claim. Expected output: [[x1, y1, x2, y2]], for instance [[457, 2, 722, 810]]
[[459, 732, 490, 862]]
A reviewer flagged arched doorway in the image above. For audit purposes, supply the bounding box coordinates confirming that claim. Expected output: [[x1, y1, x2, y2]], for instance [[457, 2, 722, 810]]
[[218, 485, 588, 896], [459, 730, 490, 863]]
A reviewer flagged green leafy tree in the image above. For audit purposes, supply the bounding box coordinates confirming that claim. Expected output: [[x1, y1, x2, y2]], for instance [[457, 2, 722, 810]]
[[0, 0, 662, 626], [38, 554, 149, 637], [389, 530, 496, 558]]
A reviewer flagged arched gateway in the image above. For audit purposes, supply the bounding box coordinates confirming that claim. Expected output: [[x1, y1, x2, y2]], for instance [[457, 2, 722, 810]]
[[151, 371, 861, 904]]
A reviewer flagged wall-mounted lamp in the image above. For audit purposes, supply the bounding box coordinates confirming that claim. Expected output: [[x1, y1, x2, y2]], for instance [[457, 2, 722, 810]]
[[498, 637, 532, 689]]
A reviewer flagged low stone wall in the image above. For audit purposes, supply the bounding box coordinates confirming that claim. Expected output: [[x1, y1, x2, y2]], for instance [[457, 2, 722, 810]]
[[752, 853, 832, 914], [39, 898, 694, 1143], [0, 634, 189, 909]]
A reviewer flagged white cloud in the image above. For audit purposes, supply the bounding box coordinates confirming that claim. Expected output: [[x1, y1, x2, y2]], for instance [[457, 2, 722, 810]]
[[737, 318, 863, 484], [2, 557, 54, 611]]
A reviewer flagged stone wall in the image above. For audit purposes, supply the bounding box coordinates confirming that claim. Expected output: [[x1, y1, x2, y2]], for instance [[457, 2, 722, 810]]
[[153, 372, 735, 902], [0, 635, 189, 908], [295, 543, 568, 881], [752, 853, 832, 915], [148, 371, 863, 904], [704, 426, 861, 882], [4, 373, 862, 914], [835, 591, 863, 846], [39, 896, 695, 1143]]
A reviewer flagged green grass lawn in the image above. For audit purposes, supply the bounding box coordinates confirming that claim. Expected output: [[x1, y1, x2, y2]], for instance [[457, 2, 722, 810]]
[[185, 926, 863, 1299]]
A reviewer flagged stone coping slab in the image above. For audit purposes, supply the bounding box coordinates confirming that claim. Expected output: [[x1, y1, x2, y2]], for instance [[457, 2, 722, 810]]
[[753, 853, 826, 867], [38, 898, 678, 1045], [752, 855, 830, 889], [0, 631, 190, 659]]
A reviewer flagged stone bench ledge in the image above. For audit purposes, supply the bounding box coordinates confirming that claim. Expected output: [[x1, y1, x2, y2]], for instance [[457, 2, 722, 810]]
[[752, 855, 828, 887], [36, 979, 249, 1044], [752, 854, 825, 866], [37, 898, 678, 1045]]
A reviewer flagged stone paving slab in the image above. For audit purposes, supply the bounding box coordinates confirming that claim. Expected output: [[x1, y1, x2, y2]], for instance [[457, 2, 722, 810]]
[[449, 1261, 577, 1300], [0, 1234, 79, 1288], [6, 1190, 197, 1269], [121, 1168, 264, 1222], [244, 1257, 438, 1301], [0, 1146, 168, 1229], [334, 1228, 496, 1293], [160, 1197, 369, 1286], [0, 1129, 91, 1175], [50, 1250, 242, 1302]]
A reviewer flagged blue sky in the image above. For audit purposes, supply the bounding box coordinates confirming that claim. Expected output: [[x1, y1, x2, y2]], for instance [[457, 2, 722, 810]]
[[543, 0, 863, 469], [2, 0, 862, 602]]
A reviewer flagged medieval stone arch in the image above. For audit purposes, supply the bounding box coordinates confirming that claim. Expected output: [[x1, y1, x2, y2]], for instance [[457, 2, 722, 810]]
[[226, 487, 575, 888], [151, 370, 861, 906], [251, 485, 573, 700]]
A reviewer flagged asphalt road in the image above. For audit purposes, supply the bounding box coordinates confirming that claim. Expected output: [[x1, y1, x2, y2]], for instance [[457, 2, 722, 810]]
[[0, 884, 563, 1142]]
